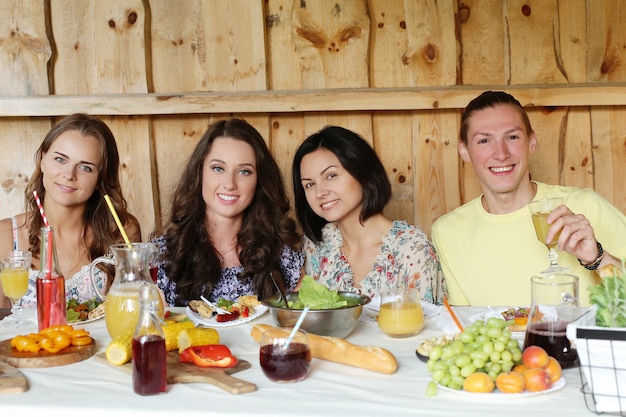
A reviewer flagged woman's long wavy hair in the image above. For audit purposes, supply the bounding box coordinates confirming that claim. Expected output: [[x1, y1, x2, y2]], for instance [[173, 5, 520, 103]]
[[24, 113, 139, 261], [162, 118, 300, 303]]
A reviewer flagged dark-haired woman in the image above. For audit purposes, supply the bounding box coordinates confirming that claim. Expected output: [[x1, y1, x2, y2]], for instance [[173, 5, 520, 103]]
[[292, 126, 444, 304], [152, 118, 304, 306]]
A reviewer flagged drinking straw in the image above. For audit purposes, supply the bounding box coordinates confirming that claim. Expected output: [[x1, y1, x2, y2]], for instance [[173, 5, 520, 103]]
[[444, 297, 464, 332], [33, 191, 53, 276], [103, 195, 130, 244], [33, 191, 48, 227], [284, 305, 310, 348]]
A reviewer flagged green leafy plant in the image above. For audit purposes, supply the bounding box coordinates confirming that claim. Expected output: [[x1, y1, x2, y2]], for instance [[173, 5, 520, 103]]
[[588, 260, 626, 327]]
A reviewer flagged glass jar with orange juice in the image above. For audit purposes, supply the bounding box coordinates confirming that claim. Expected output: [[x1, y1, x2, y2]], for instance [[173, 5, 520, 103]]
[[90, 243, 164, 339], [378, 287, 424, 338]]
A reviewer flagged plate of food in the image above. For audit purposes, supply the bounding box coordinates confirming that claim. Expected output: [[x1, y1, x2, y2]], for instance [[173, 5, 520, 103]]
[[468, 307, 531, 332], [185, 296, 268, 327], [437, 376, 566, 398], [66, 298, 105, 324], [415, 333, 461, 362]]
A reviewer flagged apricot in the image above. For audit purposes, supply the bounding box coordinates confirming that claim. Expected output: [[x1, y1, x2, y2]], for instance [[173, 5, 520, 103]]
[[512, 363, 528, 373], [522, 345, 550, 369], [522, 368, 552, 392], [544, 357, 562, 383], [495, 371, 525, 393], [463, 372, 495, 393]]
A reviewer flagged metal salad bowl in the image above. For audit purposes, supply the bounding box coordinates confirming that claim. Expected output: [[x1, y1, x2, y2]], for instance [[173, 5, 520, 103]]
[[262, 291, 371, 338]]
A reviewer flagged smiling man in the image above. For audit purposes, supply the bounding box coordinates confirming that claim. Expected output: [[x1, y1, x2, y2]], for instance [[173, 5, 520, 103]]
[[431, 91, 626, 306]]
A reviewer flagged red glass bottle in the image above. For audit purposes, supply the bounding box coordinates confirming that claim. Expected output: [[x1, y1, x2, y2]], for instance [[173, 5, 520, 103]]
[[36, 226, 67, 331], [132, 284, 167, 395]]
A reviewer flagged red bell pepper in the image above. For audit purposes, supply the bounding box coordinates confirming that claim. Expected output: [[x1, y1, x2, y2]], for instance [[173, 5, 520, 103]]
[[180, 344, 237, 368], [216, 311, 240, 322]]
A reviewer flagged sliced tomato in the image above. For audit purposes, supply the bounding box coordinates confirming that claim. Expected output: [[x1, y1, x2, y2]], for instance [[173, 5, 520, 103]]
[[180, 345, 237, 368], [216, 311, 240, 322]]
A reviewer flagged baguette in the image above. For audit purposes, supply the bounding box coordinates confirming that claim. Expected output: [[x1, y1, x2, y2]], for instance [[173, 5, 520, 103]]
[[250, 324, 397, 374], [598, 263, 623, 278]]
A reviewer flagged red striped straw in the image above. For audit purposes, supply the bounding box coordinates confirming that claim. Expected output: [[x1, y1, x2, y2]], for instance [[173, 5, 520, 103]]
[[33, 191, 49, 227], [33, 191, 53, 276]]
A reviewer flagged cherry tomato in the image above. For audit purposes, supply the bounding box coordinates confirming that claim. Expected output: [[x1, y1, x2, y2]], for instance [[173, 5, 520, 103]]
[[71, 336, 93, 346], [41, 325, 74, 335], [11, 335, 41, 353], [40, 330, 72, 353]]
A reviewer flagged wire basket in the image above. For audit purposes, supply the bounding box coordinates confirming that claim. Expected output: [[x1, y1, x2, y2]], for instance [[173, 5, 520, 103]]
[[568, 308, 626, 415]]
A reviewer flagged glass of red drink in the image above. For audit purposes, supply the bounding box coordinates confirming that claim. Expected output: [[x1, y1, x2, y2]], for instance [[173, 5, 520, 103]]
[[259, 328, 311, 383]]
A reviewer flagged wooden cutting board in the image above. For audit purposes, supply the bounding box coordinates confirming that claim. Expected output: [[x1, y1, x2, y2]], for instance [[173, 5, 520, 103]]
[[94, 352, 257, 395], [0, 338, 97, 368], [0, 361, 28, 394]]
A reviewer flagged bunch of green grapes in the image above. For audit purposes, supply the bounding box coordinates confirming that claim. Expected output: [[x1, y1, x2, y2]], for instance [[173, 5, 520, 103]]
[[425, 317, 522, 395]]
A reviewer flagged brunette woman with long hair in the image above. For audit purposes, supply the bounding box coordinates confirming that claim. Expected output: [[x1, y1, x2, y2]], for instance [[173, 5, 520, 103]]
[[152, 118, 303, 306]]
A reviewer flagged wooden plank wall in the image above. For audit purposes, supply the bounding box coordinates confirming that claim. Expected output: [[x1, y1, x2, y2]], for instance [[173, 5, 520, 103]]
[[1, 0, 625, 242]]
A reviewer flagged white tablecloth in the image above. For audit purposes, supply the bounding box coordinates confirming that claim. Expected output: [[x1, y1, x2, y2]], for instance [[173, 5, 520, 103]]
[[0, 306, 599, 417]]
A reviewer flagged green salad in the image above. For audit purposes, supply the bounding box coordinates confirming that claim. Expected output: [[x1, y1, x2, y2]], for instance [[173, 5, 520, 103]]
[[287, 276, 354, 309], [589, 261, 626, 327]]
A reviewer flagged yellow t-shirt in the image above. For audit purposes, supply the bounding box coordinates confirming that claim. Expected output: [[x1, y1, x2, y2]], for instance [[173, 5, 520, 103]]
[[431, 182, 626, 307]]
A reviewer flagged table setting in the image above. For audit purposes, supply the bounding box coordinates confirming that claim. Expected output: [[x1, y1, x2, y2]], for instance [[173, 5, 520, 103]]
[[0, 299, 598, 417]]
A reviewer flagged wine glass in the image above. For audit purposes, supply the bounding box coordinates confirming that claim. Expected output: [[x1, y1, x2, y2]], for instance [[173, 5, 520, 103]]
[[0, 250, 33, 328], [528, 198, 569, 274]]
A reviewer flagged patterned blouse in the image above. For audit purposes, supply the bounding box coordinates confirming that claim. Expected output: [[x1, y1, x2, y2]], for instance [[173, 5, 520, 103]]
[[303, 220, 445, 304], [151, 235, 305, 306]]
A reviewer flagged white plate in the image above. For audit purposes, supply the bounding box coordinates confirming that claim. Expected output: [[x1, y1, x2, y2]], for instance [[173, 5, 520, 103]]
[[68, 314, 105, 325], [185, 305, 268, 327], [439, 376, 566, 398], [361, 298, 439, 323]]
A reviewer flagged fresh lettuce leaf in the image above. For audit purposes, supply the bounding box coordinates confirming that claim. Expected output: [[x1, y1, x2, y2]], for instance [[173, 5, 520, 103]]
[[289, 276, 348, 309], [589, 263, 626, 327], [66, 308, 81, 322]]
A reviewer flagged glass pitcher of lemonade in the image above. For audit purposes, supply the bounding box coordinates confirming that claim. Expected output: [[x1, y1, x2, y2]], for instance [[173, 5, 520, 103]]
[[90, 243, 163, 339], [378, 286, 424, 338]]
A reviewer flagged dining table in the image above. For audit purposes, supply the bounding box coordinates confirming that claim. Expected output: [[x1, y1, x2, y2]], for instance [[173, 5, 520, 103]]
[[0, 305, 601, 417]]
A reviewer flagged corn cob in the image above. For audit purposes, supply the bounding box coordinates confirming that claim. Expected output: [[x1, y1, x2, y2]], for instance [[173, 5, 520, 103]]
[[177, 328, 220, 353], [162, 321, 195, 351], [105, 330, 133, 366]]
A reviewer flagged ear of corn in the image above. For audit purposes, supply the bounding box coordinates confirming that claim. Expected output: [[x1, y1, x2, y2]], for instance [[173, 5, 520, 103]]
[[105, 330, 133, 366], [105, 320, 197, 365], [177, 328, 220, 353], [163, 321, 195, 351]]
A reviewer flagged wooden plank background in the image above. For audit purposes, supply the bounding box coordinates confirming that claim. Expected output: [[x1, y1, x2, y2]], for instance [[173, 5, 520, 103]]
[[1, 0, 625, 242]]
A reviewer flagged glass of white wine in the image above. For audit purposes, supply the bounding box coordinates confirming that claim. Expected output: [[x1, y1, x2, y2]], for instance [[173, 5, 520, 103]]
[[529, 198, 569, 274], [0, 250, 33, 328]]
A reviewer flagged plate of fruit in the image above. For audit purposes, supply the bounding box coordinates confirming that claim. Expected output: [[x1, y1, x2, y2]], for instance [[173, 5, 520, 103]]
[[424, 317, 565, 398]]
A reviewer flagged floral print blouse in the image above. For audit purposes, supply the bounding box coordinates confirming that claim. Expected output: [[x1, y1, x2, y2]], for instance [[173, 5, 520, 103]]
[[151, 235, 305, 306], [303, 220, 444, 304]]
